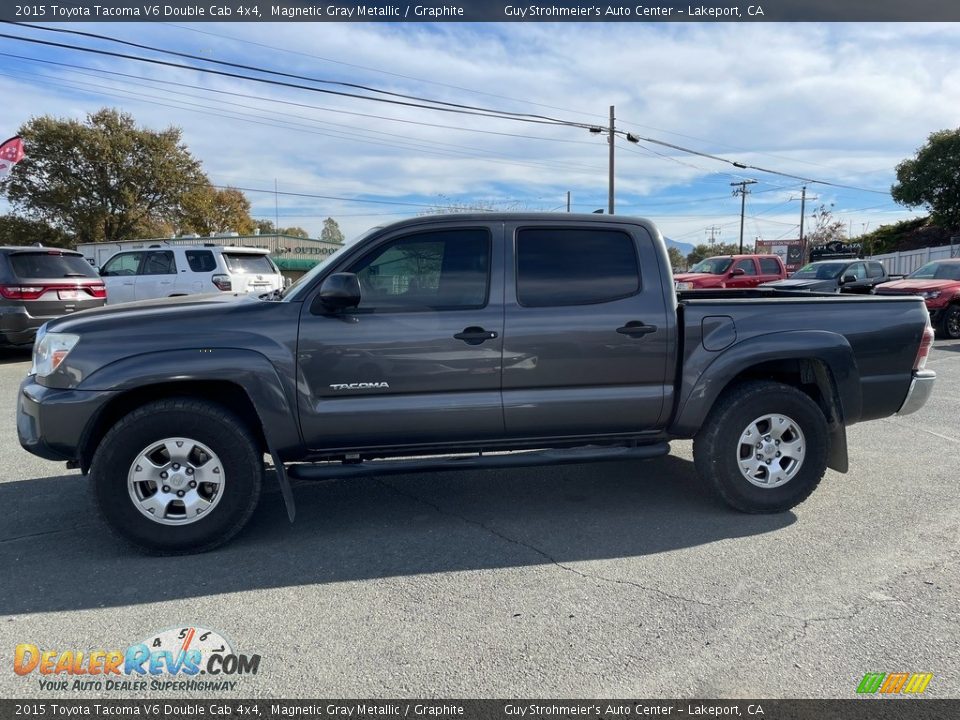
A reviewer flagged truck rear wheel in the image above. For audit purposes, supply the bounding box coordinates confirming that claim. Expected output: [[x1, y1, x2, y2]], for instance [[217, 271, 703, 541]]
[[90, 398, 262, 554], [693, 380, 829, 513]]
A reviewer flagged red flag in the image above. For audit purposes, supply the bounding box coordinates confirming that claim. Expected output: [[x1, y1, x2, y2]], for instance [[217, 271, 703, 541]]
[[0, 136, 25, 179]]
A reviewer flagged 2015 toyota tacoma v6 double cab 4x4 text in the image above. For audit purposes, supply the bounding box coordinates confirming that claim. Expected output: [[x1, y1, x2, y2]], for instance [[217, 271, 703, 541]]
[[17, 214, 936, 553]]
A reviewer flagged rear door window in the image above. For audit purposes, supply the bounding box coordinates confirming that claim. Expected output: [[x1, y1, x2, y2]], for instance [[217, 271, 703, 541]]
[[868, 262, 885, 278], [222, 253, 276, 274], [10, 252, 99, 279], [141, 251, 176, 275], [516, 228, 640, 307]]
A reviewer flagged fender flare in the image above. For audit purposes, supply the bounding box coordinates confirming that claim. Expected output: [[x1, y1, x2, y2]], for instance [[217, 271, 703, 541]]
[[673, 331, 860, 472]]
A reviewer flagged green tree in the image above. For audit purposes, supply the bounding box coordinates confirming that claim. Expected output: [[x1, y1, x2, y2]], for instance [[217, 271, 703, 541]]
[[892, 128, 960, 230], [181, 185, 254, 236], [805, 203, 847, 246], [254, 219, 308, 237], [686, 242, 741, 266], [4, 109, 207, 244], [0, 214, 71, 247], [667, 246, 685, 270], [320, 217, 345, 244]]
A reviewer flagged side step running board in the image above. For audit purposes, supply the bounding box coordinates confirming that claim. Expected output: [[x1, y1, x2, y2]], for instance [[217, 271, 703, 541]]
[[286, 442, 670, 481]]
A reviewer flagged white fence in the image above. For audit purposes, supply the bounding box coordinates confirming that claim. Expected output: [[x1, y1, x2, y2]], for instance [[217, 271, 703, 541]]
[[868, 243, 960, 276]]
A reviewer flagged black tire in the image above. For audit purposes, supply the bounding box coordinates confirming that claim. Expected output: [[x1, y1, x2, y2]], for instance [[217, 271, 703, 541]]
[[936, 305, 960, 340], [693, 380, 829, 513], [90, 398, 262, 554]]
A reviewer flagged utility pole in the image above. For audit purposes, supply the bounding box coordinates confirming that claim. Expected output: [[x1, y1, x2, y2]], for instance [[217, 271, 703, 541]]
[[706, 225, 722, 243], [608, 105, 615, 215], [588, 105, 639, 216], [799, 185, 807, 262], [274, 178, 280, 232], [566, 190, 571, 213], [730, 179, 757, 253]]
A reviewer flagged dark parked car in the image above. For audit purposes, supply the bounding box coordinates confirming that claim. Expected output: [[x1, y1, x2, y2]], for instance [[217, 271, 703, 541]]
[[17, 214, 935, 554], [0, 247, 107, 347], [761, 259, 889, 294]]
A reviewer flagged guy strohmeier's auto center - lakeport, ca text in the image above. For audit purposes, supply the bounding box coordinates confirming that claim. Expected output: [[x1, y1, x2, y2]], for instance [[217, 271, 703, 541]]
[[17, 4, 762, 20]]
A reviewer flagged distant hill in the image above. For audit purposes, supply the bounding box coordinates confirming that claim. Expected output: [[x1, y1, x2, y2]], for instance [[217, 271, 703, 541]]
[[663, 237, 694, 255]]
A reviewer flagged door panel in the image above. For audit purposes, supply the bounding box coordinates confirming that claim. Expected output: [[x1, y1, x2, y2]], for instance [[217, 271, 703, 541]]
[[99, 252, 142, 305], [502, 223, 669, 436], [296, 225, 505, 450]]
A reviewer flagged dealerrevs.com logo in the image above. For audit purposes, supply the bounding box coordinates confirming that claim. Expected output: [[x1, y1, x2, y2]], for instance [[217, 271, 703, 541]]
[[13, 626, 260, 692]]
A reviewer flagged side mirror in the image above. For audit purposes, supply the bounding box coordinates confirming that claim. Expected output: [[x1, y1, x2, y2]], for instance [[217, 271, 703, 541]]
[[841, 274, 856, 284], [730, 268, 746, 276], [315, 272, 361, 312]]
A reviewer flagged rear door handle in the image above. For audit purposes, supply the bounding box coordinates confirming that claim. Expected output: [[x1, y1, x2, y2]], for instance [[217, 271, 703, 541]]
[[617, 321, 657, 337], [454, 326, 499, 345]]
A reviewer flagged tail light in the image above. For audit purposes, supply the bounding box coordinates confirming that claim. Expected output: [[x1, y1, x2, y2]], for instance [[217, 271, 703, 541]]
[[914, 323, 935, 371], [1, 283, 107, 300], [212, 274, 232, 291], [0, 284, 46, 300]]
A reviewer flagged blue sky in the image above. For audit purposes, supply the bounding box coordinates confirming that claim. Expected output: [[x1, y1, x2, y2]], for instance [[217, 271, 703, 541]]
[[0, 21, 957, 247]]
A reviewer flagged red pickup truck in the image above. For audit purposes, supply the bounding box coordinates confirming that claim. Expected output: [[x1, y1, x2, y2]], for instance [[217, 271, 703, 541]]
[[674, 254, 788, 289], [875, 258, 960, 339]]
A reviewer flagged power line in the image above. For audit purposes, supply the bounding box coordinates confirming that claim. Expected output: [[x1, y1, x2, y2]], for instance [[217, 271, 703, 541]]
[[3, 24, 593, 129], [0, 51, 599, 147], [164, 22, 608, 124], [0, 66, 606, 176], [1, 26, 895, 195]]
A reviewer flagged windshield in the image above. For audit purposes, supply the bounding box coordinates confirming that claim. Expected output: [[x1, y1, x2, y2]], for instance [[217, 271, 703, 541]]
[[792, 262, 846, 280], [689, 257, 732, 274], [281, 226, 382, 300], [908, 262, 960, 281]]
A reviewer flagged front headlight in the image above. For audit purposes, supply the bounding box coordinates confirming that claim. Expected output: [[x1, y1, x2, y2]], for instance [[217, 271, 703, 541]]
[[675, 281, 693, 290], [31, 330, 80, 378], [920, 290, 942, 299]]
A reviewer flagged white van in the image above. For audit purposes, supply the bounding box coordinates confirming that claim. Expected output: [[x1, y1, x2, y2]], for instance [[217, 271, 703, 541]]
[[99, 245, 283, 304]]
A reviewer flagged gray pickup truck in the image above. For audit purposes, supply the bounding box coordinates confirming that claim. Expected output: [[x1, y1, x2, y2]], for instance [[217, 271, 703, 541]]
[[17, 214, 936, 554]]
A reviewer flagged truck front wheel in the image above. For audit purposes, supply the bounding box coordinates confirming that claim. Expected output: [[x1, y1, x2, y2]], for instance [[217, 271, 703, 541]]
[[90, 398, 263, 554], [693, 381, 829, 513], [937, 305, 960, 339]]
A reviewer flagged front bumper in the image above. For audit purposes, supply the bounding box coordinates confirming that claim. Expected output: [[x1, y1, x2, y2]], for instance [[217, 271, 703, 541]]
[[896, 370, 936, 416], [17, 377, 116, 462]]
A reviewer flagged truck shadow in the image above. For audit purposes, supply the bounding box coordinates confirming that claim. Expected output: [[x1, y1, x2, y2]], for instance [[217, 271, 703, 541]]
[[0, 348, 31, 365], [0, 454, 795, 615]]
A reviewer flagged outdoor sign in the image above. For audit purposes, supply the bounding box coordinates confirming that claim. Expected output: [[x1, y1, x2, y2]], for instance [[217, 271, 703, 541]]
[[755, 238, 804, 271]]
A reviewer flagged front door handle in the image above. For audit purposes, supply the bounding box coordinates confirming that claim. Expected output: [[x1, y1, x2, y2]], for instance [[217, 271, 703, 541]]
[[454, 326, 499, 345], [616, 321, 657, 337]]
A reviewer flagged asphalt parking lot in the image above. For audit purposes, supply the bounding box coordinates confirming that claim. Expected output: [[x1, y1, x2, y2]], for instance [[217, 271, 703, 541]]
[[1, 342, 958, 699]]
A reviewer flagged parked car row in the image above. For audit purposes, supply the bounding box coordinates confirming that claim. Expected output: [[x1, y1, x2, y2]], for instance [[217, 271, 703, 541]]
[[5, 242, 960, 349], [675, 253, 960, 338], [1, 244, 284, 347]]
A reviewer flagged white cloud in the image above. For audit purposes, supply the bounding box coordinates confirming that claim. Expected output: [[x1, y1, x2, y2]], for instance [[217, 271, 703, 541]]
[[1, 20, 954, 242]]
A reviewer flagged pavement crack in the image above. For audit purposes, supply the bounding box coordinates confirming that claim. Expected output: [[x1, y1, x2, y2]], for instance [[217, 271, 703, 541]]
[[374, 478, 720, 610], [0, 526, 94, 544]]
